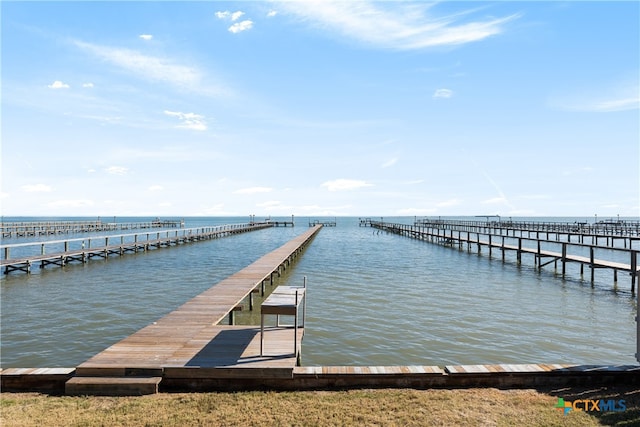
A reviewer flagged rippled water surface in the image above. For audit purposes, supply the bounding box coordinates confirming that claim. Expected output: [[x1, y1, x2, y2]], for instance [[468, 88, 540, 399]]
[[1, 216, 636, 367]]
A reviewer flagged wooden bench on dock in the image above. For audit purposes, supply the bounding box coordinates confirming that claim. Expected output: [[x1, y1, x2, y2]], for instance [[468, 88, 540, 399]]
[[260, 283, 306, 358]]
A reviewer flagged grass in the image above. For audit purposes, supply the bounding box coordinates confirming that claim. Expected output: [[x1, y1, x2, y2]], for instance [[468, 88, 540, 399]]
[[2, 386, 639, 426]]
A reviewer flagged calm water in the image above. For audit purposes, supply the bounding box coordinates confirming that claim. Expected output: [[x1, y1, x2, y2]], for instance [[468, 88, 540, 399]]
[[0, 216, 637, 368]]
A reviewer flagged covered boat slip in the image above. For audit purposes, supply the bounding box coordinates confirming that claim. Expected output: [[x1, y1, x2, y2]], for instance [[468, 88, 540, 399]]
[[67, 226, 321, 395]]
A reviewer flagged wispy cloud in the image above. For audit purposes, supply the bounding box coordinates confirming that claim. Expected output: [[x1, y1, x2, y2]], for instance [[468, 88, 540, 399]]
[[139, 34, 153, 41], [482, 196, 508, 205], [551, 80, 639, 112], [381, 157, 398, 168], [433, 88, 453, 99], [164, 110, 207, 131], [397, 207, 437, 215], [73, 40, 226, 96], [277, 1, 520, 50], [256, 200, 282, 209], [234, 186, 273, 194], [105, 166, 129, 175], [47, 199, 94, 208], [148, 185, 164, 191], [22, 184, 52, 192], [569, 97, 639, 112], [82, 82, 94, 88], [321, 179, 373, 191], [436, 199, 461, 208], [48, 80, 70, 89]]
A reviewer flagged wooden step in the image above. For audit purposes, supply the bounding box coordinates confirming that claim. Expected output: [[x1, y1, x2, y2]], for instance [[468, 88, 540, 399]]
[[65, 376, 162, 396]]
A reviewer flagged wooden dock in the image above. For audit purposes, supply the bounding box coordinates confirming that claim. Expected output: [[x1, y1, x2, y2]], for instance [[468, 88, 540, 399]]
[[1, 218, 184, 238], [373, 221, 640, 291], [309, 219, 337, 227], [1, 223, 273, 274], [414, 218, 640, 248], [65, 225, 322, 395]]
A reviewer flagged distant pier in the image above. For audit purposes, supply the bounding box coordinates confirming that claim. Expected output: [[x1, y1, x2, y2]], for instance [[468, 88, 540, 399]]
[[1, 223, 272, 275], [309, 218, 337, 227], [373, 220, 640, 291], [1, 218, 184, 238]]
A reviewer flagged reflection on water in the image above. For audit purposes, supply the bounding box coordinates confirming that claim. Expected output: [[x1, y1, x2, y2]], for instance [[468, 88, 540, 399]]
[[0, 217, 636, 368]]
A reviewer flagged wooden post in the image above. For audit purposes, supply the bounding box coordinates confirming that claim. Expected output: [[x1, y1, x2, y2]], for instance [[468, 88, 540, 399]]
[[631, 251, 637, 293], [489, 235, 492, 256], [561, 243, 567, 277], [590, 247, 595, 282]]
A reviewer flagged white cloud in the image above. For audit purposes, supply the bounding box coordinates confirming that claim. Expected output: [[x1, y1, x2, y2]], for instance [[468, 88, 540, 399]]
[[148, 185, 164, 191], [216, 10, 245, 21], [433, 88, 453, 99], [21, 184, 52, 192], [321, 179, 373, 191], [229, 20, 254, 33], [164, 110, 207, 131], [48, 80, 70, 89], [105, 166, 129, 175], [277, 1, 520, 50], [139, 34, 153, 40], [267, 10, 278, 17], [82, 82, 94, 88], [234, 186, 273, 195]]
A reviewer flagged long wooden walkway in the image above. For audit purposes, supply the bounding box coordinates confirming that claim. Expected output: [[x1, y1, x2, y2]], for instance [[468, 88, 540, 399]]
[[1, 223, 271, 274], [66, 225, 322, 395], [373, 221, 640, 291], [1, 219, 183, 238]]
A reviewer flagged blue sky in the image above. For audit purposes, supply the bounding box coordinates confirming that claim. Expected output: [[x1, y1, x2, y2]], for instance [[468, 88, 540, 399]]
[[2, 1, 638, 217]]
